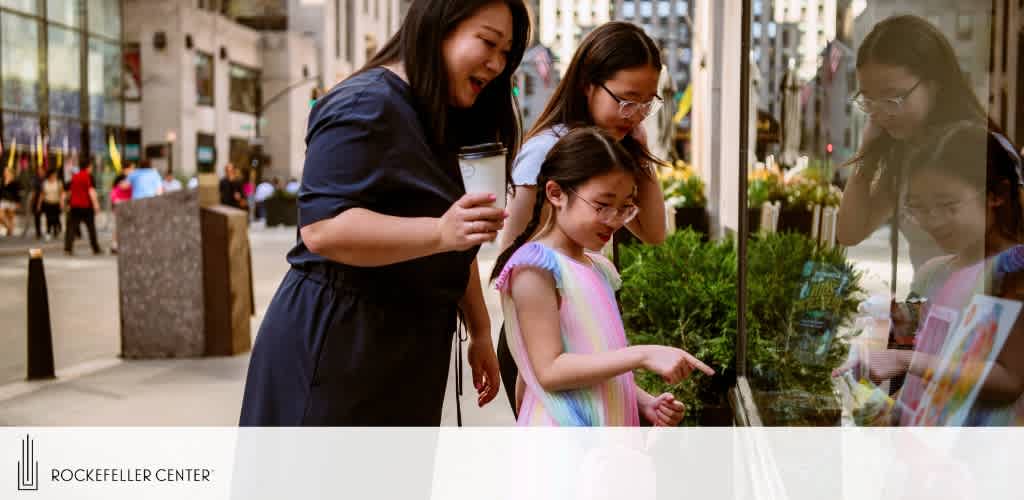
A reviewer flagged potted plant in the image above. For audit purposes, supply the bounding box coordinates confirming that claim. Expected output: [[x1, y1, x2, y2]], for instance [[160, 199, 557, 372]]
[[748, 166, 785, 235], [265, 189, 298, 227], [618, 229, 864, 425], [777, 168, 843, 235], [663, 160, 710, 239]]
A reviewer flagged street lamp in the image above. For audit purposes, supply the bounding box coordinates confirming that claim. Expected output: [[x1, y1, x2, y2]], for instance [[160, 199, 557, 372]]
[[252, 74, 321, 185], [166, 130, 177, 175]]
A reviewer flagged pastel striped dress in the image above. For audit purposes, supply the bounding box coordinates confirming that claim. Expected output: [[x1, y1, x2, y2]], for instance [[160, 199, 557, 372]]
[[495, 242, 640, 426]]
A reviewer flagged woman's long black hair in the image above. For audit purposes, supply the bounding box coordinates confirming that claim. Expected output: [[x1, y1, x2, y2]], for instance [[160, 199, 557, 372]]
[[357, 0, 531, 175]]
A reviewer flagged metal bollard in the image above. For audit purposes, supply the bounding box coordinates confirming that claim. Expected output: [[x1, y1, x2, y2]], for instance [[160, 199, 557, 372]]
[[26, 248, 55, 380]]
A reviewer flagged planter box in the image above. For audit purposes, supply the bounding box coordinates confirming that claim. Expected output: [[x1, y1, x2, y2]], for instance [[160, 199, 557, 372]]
[[753, 389, 842, 426], [777, 207, 815, 235], [674, 206, 710, 239], [265, 197, 297, 227]]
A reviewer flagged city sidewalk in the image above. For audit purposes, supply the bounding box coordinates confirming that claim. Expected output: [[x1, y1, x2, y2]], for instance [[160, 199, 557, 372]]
[[0, 213, 115, 257], [0, 226, 515, 426]]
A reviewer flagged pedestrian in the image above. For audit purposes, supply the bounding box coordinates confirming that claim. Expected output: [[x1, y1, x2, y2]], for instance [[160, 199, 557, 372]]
[[284, 177, 299, 194], [837, 15, 1019, 272], [239, 0, 531, 426], [495, 21, 668, 416], [29, 163, 47, 239], [109, 172, 133, 254], [37, 168, 64, 240], [64, 161, 102, 255], [127, 160, 163, 200], [253, 177, 276, 220], [162, 170, 183, 193], [0, 167, 22, 236], [219, 163, 247, 209], [492, 128, 711, 426]]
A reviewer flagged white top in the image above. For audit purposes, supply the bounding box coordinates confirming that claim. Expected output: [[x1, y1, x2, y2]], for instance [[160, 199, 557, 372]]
[[254, 182, 275, 202], [163, 178, 183, 193], [511, 124, 569, 186]]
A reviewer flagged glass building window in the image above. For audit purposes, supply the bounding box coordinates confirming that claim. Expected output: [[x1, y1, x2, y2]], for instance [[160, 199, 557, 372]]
[[0, 0, 38, 14], [88, 0, 120, 39], [195, 52, 214, 107], [768, 22, 777, 38], [88, 37, 122, 124], [622, 1, 635, 18], [2, 12, 40, 113], [229, 64, 260, 114], [639, 1, 652, 17], [49, 117, 83, 158], [47, 0, 81, 27], [48, 26, 82, 118], [753, 22, 762, 39], [657, 1, 670, 17], [3, 111, 39, 151]]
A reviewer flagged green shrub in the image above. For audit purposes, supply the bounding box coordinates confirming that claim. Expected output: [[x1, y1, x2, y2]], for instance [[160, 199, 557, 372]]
[[617, 229, 865, 424]]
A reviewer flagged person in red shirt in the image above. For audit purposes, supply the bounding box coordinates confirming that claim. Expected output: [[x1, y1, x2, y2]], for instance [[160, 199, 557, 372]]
[[64, 162, 102, 255]]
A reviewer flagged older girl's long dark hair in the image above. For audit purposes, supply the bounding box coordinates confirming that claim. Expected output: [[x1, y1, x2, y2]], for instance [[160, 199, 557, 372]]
[[849, 15, 1008, 169], [528, 21, 662, 174], [357, 0, 531, 170], [490, 127, 645, 282]]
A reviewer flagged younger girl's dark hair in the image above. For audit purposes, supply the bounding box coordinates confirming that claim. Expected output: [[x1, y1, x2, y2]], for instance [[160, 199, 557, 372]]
[[907, 121, 1024, 249], [357, 0, 531, 169], [528, 21, 663, 174], [848, 15, 1006, 170], [490, 127, 644, 281]]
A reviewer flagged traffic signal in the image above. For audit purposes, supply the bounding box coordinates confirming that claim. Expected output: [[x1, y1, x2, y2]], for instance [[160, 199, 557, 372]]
[[826, 143, 833, 155]]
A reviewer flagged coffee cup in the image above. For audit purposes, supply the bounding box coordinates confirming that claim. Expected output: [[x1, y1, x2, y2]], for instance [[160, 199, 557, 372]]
[[458, 142, 508, 209]]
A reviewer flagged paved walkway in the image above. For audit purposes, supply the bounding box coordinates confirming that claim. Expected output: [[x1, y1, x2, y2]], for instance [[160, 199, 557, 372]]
[[0, 226, 514, 426]]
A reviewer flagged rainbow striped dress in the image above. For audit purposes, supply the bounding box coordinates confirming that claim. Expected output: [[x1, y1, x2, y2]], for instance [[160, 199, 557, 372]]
[[495, 242, 639, 426]]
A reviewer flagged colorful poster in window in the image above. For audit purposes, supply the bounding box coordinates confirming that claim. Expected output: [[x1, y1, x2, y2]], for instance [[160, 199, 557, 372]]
[[912, 295, 1022, 426], [787, 261, 852, 365]]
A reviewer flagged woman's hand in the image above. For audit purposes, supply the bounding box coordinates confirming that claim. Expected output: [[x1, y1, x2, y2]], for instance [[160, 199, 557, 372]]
[[638, 345, 714, 384], [640, 392, 686, 426], [437, 193, 507, 252], [467, 335, 501, 407]]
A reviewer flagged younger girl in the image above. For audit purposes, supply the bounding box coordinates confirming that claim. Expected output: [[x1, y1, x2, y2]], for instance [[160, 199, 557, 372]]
[[496, 21, 669, 413], [492, 128, 712, 426]]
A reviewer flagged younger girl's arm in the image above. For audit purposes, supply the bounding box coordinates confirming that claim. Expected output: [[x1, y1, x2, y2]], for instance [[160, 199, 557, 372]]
[[510, 267, 711, 392]]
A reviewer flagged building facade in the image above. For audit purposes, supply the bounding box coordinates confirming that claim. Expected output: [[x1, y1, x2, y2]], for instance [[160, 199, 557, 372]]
[[614, 0, 695, 93], [123, 0, 403, 182], [537, 0, 613, 74], [1, 0, 125, 180]]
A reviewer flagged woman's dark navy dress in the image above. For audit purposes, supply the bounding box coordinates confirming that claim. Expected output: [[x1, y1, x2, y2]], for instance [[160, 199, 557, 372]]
[[239, 68, 477, 426]]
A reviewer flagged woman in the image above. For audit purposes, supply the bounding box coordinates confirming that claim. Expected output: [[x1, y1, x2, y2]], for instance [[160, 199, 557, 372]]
[[495, 21, 668, 416], [0, 167, 21, 237], [37, 168, 64, 240], [837, 15, 1017, 272], [239, 0, 530, 426]]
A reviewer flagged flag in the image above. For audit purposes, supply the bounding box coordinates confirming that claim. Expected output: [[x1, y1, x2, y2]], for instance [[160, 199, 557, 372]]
[[35, 133, 43, 170], [108, 134, 122, 174], [673, 84, 693, 124], [534, 48, 552, 88], [5, 138, 15, 173]]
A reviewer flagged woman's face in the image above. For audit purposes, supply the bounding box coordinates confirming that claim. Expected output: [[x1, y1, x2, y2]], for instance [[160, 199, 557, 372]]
[[442, 2, 514, 108], [856, 63, 936, 140], [585, 66, 661, 141], [906, 169, 992, 256]]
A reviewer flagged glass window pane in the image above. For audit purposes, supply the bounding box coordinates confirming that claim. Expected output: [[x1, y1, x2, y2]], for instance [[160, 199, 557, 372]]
[[639, 1, 652, 17], [49, 26, 82, 118], [3, 112, 40, 167], [2, 13, 40, 112], [88, 37, 122, 125], [87, 0, 121, 39], [0, 0, 38, 14], [47, 0, 82, 27], [195, 52, 214, 106], [622, 1, 634, 18], [48, 118, 84, 161], [229, 64, 260, 114]]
